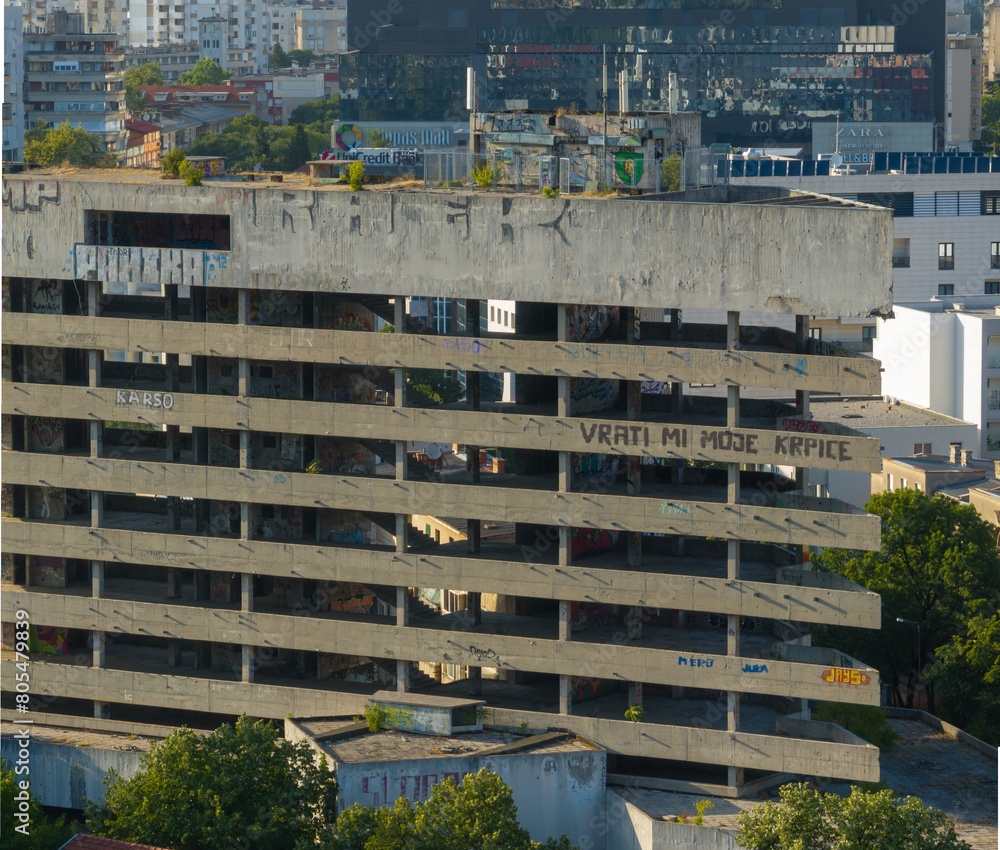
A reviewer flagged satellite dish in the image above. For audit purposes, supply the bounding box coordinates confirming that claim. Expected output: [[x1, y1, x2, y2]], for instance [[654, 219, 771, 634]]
[[425, 443, 443, 460], [830, 153, 843, 168]]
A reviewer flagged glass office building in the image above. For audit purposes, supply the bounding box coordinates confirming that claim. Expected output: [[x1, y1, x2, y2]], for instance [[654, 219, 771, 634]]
[[341, 0, 942, 147]]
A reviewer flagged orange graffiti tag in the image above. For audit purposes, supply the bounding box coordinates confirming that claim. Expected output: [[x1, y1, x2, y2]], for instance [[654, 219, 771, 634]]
[[821, 667, 870, 686]]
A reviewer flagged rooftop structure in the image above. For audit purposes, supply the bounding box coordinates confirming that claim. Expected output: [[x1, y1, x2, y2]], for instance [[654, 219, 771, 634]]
[[2, 170, 890, 797]]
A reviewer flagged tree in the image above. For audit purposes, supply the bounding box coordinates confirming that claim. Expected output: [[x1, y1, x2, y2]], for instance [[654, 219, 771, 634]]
[[123, 61, 163, 114], [979, 87, 1000, 154], [24, 121, 117, 167], [86, 716, 338, 850], [926, 612, 1000, 746], [289, 95, 340, 133], [1, 761, 77, 849], [178, 57, 230, 85], [812, 489, 1000, 710], [288, 49, 317, 67], [269, 42, 291, 70], [406, 368, 464, 405], [328, 769, 576, 850], [736, 782, 970, 850], [367, 128, 392, 148]]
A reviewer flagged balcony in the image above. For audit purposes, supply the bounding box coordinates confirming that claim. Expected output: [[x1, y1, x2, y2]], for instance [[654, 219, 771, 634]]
[[989, 392, 1000, 411], [892, 256, 910, 268]]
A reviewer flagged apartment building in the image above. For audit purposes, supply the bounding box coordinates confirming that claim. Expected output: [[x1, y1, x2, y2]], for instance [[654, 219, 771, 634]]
[[4, 3, 24, 161], [294, 4, 344, 55], [23, 9, 126, 152], [2, 173, 890, 795]]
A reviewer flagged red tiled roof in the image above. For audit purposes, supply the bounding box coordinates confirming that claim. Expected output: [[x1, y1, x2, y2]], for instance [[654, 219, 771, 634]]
[[125, 119, 161, 133], [61, 834, 176, 850]]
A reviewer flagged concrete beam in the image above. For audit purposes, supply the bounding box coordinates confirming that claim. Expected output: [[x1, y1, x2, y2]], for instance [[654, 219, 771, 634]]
[[2, 177, 892, 318], [0, 521, 881, 627], [3, 384, 883, 473], [5, 662, 879, 781], [2, 452, 881, 550], [2, 313, 882, 395], [1, 591, 880, 704]]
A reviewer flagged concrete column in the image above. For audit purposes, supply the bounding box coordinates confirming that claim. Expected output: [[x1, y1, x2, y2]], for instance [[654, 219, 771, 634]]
[[94, 701, 110, 720], [393, 298, 411, 694], [166, 568, 181, 599], [557, 304, 572, 715], [194, 642, 211, 669], [726, 311, 743, 789], [241, 644, 254, 683], [625, 307, 644, 705], [167, 639, 182, 667], [241, 573, 253, 613], [462, 299, 483, 696], [92, 630, 105, 668], [795, 315, 812, 719], [91, 561, 104, 598]]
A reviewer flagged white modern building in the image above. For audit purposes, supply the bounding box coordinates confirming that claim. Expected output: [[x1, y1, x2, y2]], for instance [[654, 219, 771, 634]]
[[875, 298, 1000, 459], [4, 3, 24, 162], [726, 159, 1000, 350]]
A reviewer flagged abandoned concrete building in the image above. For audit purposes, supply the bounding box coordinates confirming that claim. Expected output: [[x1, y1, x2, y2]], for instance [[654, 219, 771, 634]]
[[2, 172, 891, 796]]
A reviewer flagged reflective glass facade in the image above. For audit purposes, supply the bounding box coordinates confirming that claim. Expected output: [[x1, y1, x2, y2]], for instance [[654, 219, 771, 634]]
[[340, 0, 943, 146]]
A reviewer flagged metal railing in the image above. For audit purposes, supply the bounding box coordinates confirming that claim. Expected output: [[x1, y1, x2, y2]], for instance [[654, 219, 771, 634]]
[[422, 149, 727, 194]]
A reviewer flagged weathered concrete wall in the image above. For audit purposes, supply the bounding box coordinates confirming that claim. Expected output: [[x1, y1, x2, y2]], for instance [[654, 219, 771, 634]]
[[3, 313, 884, 395], [606, 790, 742, 850], [1, 174, 893, 317], [3, 452, 882, 550], [0, 591, 881, 704], [333, 748, 607, 849], [0, 735, 144, 809], [1, 520, 881, 627], [2, 382, 884, 474]]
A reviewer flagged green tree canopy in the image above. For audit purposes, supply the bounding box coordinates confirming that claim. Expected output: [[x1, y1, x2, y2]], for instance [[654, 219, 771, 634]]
[[1, 761, 77, 850], [289, 49, 317, 66], [183, 113, 324, 172], [123, 61, 163, 114], [269, 42, 291, 69], [812, 489, 1000, 710], [86, 716, 338, 850], [178, 57, 230, 85], [979, 87, 1000, 153], [24, 121, 117, 167], [926, 611, 1000, 745], [289, 95, 340, 133], [736, 782, 969, 850], [329, 768, 576, 850]]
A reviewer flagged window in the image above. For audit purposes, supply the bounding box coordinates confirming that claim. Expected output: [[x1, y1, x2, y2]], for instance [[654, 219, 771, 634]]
[[914, 442, 932, 455], [809, 327, 822, 340], [892, 238, 910, 267], [983, 192, 1000, 215], [993, 242, 1000, 269], [939, 243, 954, 270], [503, 311, 509, 327], [490, 305, 495, 322], [862, 325, 877, 342], [938, 284, 954, 296], [987, 281, 1000, 295]]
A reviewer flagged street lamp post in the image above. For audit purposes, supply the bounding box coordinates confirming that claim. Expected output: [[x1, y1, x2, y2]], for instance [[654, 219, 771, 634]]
[[896, 617, 922, 707]]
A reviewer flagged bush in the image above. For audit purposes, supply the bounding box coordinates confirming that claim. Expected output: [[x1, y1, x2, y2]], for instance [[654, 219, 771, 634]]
[[362, 702, 388, 733], [813, 702, 901, 751], [179, 160, 203, 186], [161, 149, 185, 176], [472, 162, 504, 188], [542, 186, 560, 198], [349, 160, 365, 190]]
